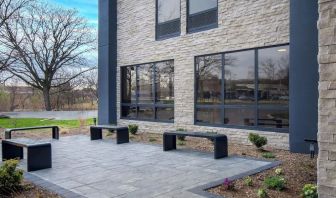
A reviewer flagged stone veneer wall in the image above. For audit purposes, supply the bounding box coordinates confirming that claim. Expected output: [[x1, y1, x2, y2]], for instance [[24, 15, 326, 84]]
[[116, 0, 290, 149], [318, 0, 336, 197]]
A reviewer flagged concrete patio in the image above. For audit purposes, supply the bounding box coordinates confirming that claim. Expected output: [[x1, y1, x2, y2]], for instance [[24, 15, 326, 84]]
[[1, 135, 278, 198]]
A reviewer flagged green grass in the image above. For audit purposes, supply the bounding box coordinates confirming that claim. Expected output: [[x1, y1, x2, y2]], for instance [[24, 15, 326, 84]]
[[262, 152, 276, 159], [0, 118, 95, 129]]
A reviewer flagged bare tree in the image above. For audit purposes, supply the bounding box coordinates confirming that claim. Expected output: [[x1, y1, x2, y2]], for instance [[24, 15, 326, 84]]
[[0, 2, 96, 110], [0, 0, 32, 71], [84, 69, 98, 101]]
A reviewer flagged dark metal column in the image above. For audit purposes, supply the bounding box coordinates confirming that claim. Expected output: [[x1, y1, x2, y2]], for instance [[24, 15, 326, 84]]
[[98, 0, 117, 124], [290, 0, 319, 153]]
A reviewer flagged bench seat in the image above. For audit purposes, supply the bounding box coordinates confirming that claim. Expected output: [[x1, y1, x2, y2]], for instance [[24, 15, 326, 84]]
[[163, 131, 228, 159], [5, 126, 59, 140], [90, 125, 129, 144], [2, 139, 52, 172]]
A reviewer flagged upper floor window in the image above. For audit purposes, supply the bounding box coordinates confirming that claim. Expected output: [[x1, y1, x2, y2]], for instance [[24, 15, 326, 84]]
[[156, 0, 181, 40], [188, 0, 218, 33]]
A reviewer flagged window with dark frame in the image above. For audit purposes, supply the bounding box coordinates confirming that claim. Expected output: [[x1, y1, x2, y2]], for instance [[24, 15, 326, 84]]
[[121, 60, 174, 122], [188, 0, 218, 33], [195, 45, 289, 132], [156, 0, 181, 40]]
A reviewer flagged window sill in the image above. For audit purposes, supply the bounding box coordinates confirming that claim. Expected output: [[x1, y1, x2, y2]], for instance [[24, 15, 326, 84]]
[[187, 23, 218, 34], [120, 117, 174, 124]]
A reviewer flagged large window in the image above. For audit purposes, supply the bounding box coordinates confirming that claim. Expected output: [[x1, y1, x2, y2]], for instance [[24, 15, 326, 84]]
[[121, 60, 174, 122], [188, 0, 218, 33], [195, 45, 289, 132], [156, 0, 181, 40]]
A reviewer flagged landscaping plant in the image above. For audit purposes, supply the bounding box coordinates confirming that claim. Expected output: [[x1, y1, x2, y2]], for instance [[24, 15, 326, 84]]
[[176, 128, 186, 141], [223, 178, 235, 191], [0, 159, 24, 196], [248, 133, 268, 149], [128, 124, 139, 135], [301, 184, 318, 198], [244, 176, 253, 186], [262, 152, 276, 159], [275, 168, 283, 175], [264, 176, 286, 191], [257, 188, 268, 198]]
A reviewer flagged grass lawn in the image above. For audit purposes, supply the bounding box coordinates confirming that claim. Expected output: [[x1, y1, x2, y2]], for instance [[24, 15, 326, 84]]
[[0, 118, 95, 129]]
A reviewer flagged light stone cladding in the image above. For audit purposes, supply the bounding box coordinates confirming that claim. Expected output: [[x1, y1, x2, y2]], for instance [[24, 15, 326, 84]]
[[318, 0, 336, 197], [116, 0, 290, 149]]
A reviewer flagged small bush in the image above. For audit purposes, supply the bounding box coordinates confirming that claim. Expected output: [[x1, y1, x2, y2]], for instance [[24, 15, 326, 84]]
[[264, 176, 286, 191], [262, 152, 276, 159], [275, 168, 283, 175], [249, 133, 268, 148], [128, 124, 138, 135], [177, 140, 186, 146], [223, 178, 235, 191], [301, 184, 317, 198], [257, 188, 267, 198], [0, 159, 24, 195], [176, 128, 186, 141], [149, 137, 156, 142], [244, 176, 253, 186]]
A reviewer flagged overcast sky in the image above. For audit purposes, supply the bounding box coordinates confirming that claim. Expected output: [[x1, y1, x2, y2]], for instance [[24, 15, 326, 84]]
[[47, 0, 98, 28]]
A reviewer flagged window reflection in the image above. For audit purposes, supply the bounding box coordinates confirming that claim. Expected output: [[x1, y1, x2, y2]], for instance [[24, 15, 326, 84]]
[[156, 61, 174, 104], [258, 46, 289, 105], [196, 108, 221, 124], [225, 108, 255, 126], [158, 0, 180, 23], [138, 64, 154, 104], [258, 109, 289, 128], [157, 107, 174, 121], [121, 66, 136, 103], [224, 51, 255, 104], [196, 54, 222, 104], [138, 107, 154, 120], [189, 0, 217, 14], [121, 106, 137, 118]]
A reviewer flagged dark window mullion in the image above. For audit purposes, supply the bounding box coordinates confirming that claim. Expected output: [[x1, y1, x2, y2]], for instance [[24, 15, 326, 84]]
[[136, 65, 139, 118], [255, 49, 259, 127], [153, 63, 157, 120], [221, 53, 225, 125]]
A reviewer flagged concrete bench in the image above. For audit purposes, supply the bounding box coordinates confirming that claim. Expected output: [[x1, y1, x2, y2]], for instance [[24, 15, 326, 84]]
[[2, 139, 52, 172], [163, 131, 228, 159], [5, 126, 59, 140], [90, 125, 129, 144]]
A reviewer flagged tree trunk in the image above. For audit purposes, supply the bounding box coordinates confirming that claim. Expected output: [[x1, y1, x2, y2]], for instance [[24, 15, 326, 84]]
[[42, 88, 52, 111]]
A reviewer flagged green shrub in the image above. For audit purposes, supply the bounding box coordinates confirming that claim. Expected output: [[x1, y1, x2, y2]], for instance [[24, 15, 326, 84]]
[[301, 184, 317, 198], [264, 176, 286, 191], [176, 128, 186, 141], [128, 124, 138, 135], [244, 176, 253, 186], [249, 133, 268, 148], [177, 140, 186, 146], [262, 152, 276, 159], [257, 188, 267, 198], [0, 159, 24, 195], [149, 137, 156, 142]]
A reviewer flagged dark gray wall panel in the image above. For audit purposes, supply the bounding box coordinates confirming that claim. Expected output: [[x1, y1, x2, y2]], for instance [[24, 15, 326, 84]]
[[98, 0, 117, 124], [290, 0, 319, 153]]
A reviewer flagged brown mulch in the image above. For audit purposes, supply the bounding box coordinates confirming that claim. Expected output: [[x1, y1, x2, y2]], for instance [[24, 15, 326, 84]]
[[0, 129, 316, 198]]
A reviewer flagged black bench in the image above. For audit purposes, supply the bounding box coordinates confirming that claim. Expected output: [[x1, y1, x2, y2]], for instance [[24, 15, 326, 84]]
[[90, 125, 129, 144], [5, 126, 59, 140], [2, 139, 52, 172], [163, 131, 228, 159]]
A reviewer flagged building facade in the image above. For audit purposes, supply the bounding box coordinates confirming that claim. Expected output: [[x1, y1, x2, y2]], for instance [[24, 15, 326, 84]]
[[318, 0, 336, 197], [98, 0, 318, 152]]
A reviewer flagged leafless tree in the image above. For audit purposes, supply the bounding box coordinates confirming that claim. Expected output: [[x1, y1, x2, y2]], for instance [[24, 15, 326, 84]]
[[84, 69, 98, 101], [0, 0, 32, 71], [0, 2, 96, 110]]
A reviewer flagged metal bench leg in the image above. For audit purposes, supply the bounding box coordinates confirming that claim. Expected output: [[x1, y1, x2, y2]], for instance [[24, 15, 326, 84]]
[[116, 128, 129, 144], [91, 127, 103, 140], [27, 144, 52, 172], [163, 134, 176, 151], [2, 142, 23, 161], [214, 136, 228, 159], [5, 131, 11, 139], [52, 127, 59, 140]]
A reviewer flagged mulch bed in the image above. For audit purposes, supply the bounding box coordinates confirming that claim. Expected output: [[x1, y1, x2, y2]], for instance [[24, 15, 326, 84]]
[[0, 128, 316, 198]]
